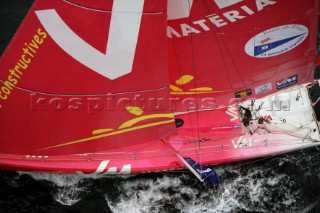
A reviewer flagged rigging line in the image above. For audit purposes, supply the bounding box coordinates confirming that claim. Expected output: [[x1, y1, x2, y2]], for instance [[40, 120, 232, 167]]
[[0, 79, 168, 96], [266, 125, 313, 140], [199, 1, 237, 105], [48, 140, 320, 161], [98, 139, 318, 157], [294, 89, 304, 127], [172, 133, 246, 143], [187, 0, 202, 164], [174, 106, 231, 115], [163, 141, 320, 173], [299, 88, 310, 123], [167, 29, 187, 96], [250, 100, 262, 119], [167, 14, 199, 159], [201, 0, 249, 91], [63, 0, 164, 15]]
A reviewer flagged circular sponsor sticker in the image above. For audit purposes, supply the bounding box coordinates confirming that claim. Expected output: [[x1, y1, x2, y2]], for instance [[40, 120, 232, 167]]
[[245, 24, 308, 58]]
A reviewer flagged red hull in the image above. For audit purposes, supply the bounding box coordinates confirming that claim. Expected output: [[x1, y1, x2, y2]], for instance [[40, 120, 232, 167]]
[[0, 0, 319, 174], [1, 138, 319, 175]]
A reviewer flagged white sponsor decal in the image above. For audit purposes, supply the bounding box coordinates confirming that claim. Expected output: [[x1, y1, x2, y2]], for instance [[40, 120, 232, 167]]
[[36, 0, 144, 80], [232, 136, 275, 149], [254, 83, 272, 94], [226, 105, 239, 121], [76, 160, 131, 176], [245, 24, 308, 58], [276, 74, 298, 90], [167, 0, 277, 38], [231, 136, 252, 148], [26, 155, 49, 159]]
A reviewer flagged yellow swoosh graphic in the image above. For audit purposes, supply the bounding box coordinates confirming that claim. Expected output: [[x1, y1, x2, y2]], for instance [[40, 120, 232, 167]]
[[126, 106, 143, 116], [170, 84, 183, 92], [176, 75, 194, 85], [189, 87, 213, 91], [119, 113, 174, 129], [92, 129, 114, 134], [170, 75, 230, 95], [37, 119, 175, 151]]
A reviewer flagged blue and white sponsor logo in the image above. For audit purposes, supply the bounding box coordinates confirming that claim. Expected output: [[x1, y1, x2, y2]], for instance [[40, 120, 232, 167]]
[[254, 83, 272, 95], [276, 74, 298, 90], [245, 24, 308, 58], [234, 124, 241, 130]]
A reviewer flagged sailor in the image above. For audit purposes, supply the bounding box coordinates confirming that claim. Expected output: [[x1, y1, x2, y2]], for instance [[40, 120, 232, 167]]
[[255, 117, 270, 134], [239, 106, 252, 126], [239, 106, 253, 134]]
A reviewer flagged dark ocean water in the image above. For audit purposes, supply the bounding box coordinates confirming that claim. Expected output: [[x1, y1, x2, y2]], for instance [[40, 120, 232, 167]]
[[1, 148, 320, 213], [1, 1, 320, 212]]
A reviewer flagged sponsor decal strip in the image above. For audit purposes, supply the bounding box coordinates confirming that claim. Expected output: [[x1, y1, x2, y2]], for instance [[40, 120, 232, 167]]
[[0, 28, 47, 109], [235, 89, 252, 98], [168, 0, 277, 37], [245, 25, 308, 58], [275, 74, 298, 90], [254, 83, 272, 95]]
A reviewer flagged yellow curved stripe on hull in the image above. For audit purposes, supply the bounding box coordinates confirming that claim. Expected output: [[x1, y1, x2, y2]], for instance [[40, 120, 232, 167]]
[[119, 113, 174, 129], [189, 87, 213, 91], [170, 84, 183, 92], [37, 119, 175, 151], [92, 129, 114, 134]]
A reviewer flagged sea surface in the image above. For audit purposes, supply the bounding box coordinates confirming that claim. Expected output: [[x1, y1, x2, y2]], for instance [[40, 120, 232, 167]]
[[1, 1, 320, 212], [1, 148, 320, 213]]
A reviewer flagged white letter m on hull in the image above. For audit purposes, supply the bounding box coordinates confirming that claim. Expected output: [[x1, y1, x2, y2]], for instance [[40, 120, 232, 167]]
[[36, 0, 144, 80]]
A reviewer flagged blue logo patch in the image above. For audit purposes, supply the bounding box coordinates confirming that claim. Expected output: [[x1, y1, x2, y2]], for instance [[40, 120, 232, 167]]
[[245, 25, 308, 58], [234, 124, 241, 130], [275, 75, 298, 90]]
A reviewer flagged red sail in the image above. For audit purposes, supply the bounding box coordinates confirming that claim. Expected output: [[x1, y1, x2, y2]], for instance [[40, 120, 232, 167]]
[[0, 0, 175, 155], [168, 0, 318, 107], [0, 0, 319, 175]]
